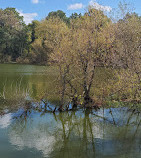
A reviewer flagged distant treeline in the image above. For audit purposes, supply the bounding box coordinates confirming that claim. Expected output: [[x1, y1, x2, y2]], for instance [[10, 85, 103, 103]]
[[0, 7, 140, 66], [0, 8, 82, 64]]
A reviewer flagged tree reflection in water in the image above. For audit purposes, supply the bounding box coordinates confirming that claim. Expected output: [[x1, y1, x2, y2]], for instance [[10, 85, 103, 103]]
[[8, 107, 141, 158]]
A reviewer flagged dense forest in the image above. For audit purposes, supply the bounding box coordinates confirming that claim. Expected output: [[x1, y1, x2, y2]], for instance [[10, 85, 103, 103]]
[[0, 8, 82, 64], [0, 4, 141, 111], [0, 6, 140, 66]]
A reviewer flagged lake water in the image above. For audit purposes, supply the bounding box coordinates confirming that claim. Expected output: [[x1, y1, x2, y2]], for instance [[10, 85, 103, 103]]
[[0, 64, 141, 158]]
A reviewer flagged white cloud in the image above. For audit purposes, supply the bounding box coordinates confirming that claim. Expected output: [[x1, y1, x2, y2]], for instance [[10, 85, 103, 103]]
[[0, 113, 12, 129], [68, 3, 84, 10], [17, 10, 38, 24], [32, 0, 39, 4], [89, 0, 112, 12]]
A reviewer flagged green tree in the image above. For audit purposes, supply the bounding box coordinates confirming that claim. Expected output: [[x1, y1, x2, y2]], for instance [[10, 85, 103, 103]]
[[31, 17, 68, 65], [46, 10, 69, 24], [70, 13, 82, 19], [0, 8, 30, 62], [50, 8, 113, 110], [28, 20, 40, 43], [113, 12, 141, 101]]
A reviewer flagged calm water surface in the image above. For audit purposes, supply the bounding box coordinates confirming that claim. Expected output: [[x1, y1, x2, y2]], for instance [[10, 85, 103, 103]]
[[0, 64, 56, 99], [0, 64, 141, 158]]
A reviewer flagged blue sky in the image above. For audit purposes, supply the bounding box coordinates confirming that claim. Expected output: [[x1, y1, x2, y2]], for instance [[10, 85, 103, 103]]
[[0, 0, 140, 24]]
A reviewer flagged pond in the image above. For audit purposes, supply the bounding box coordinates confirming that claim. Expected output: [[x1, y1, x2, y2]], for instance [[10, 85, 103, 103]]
[[0, 63, 57, 100], [0, 107, 141, 158], [0, 64, 60, 110], [0, 64, 141, 158]]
